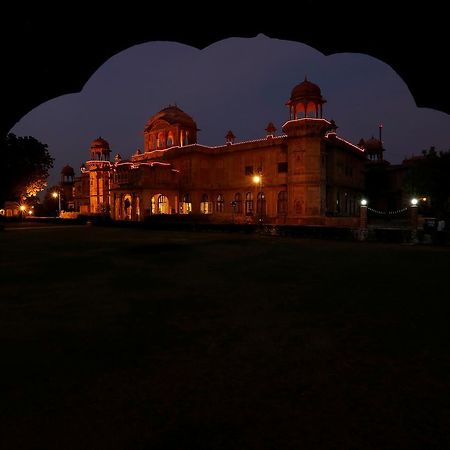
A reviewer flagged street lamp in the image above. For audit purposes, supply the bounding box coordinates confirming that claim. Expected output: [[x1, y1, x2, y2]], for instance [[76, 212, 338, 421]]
[[19, 204, 26, 221], [253, 172, 263, 224], [52, 191, 61, 217]]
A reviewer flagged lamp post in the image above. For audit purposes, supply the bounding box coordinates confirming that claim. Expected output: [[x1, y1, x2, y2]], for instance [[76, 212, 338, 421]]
[[253, 172, 263, 224], [410, 197, 419, 243], [19, 204, 26, 222], [52, 191, 61, 217], [358, 199, 368, 240]]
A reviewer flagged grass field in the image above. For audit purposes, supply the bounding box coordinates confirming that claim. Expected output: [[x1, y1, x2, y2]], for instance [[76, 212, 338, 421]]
[[1, 225, 449, 449]]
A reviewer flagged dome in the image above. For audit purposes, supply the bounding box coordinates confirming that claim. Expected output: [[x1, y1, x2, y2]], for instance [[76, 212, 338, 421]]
[[61, 164, 74, 176], [290, 77, 324, 102], [90, 137, 110, 149], [145, 105, 198, 131], [363, 136, 383, 151]]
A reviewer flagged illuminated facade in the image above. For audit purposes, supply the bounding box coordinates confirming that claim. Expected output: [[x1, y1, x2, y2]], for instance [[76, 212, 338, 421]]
[[72, 79, 367, 225]]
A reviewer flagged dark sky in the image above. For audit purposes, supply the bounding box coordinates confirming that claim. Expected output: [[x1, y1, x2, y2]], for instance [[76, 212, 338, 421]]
[[11, 35, 450, 188]]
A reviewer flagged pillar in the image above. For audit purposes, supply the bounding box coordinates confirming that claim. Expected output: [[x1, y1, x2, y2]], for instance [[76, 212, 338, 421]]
[[359, 204, 368, 229], [358, 201, 368, 241], [410, 203, 418, 243]]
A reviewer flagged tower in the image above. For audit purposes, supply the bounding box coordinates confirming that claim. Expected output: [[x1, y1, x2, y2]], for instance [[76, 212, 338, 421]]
[[359, 132, 386, 163], [86, 137, 111, 214], [90, 136, 111, 161], [60, 165, 75, 210], [282, 78, 333, 218]]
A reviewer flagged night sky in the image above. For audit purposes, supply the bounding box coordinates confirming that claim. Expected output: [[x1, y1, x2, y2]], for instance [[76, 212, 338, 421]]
[[10, 35, 450, 188]]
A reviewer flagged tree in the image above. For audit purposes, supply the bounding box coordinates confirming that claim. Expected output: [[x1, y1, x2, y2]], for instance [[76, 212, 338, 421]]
[[403, 146, 450, 216], [0, 133, 54, 205]]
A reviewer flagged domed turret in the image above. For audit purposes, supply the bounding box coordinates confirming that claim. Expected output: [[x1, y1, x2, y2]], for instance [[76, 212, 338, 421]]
[[265, 122, 277, 138], [360, 131, 386, 162], [143, 105, 198, 151], [90, 137, 111, 161], [225, 130, 235, 145], [61, 164, 75, 177], [287, 77, 326, 120]]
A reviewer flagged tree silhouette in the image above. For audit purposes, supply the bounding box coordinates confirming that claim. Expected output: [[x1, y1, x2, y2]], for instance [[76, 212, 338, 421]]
[[403, 146, 450, 215], [0, 133, 54, 205]]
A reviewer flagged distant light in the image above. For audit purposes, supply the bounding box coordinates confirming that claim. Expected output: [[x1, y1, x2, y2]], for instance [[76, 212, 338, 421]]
[[19, 205, 26, 211], [52, 192, 58, 198], [411, 198, 418, 206], [360, 199, 368, 206], [253, 175, 261, 184], [28, 210, 33, 215], [422, 197, 427, 201]]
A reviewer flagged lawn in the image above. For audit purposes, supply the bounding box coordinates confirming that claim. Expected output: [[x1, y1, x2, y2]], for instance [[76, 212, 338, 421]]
[[1, 225, 449, 449]]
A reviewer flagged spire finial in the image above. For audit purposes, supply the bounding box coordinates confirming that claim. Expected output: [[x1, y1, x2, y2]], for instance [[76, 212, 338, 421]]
[[304, 75, 308, 81]]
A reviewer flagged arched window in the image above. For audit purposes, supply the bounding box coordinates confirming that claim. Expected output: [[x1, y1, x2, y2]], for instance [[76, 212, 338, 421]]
[[216, 194, 224, 213], [124, 195, 132, 220], [180, 193, 192, 214], [277, 191, 288, 215], [200, 194, 211, 214], [185, 131, 189, 145], [158, 195, 169, 214], [256, 192, 266, 216], [234, 193, 242, 214], [149, 134, 156, 150], [157, 132, 165, 149], [245, 192, 253, 216], [167, 132, 174, 147]]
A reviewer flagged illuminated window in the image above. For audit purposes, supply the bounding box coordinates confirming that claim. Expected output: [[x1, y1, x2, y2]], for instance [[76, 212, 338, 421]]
[[158, 195, 169, 214], [180, 193, 192, 214], [200, 194, 212, 214], [245, 192, 253, 215], [277, 191, 287, 215], [216, 194, 224, 213]]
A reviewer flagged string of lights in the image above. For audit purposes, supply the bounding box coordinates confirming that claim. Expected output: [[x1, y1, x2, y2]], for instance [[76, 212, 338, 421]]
[[368, 207, 408, 215]]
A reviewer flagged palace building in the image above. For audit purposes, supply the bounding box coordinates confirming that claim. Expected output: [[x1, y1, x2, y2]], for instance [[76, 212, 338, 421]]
[[68, 78, 367, 225]]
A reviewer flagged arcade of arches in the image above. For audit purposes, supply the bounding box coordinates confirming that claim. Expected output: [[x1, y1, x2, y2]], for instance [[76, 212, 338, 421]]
[[69, 80, 368, 225]]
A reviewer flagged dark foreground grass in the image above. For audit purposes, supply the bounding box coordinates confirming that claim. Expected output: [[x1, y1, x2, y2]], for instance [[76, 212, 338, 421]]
[[1, 226, 450, 449]]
